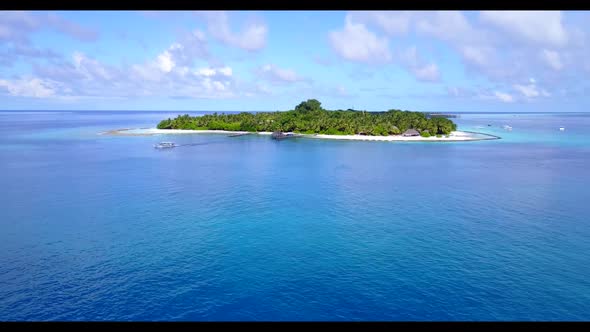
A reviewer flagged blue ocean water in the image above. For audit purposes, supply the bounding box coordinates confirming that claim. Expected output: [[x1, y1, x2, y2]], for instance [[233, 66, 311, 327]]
[[0, 111, 589, 321]]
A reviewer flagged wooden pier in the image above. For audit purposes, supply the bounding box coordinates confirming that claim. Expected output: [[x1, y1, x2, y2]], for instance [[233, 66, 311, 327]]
[[227, 132, 252, 137], [271, 131, 302, 140]]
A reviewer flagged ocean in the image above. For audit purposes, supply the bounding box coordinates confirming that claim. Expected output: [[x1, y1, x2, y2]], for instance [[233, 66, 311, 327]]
[[0, 111, 589, 321]]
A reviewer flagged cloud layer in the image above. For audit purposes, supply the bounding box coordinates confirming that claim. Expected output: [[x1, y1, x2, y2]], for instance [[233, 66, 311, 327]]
[[195, 11, 268, 52], [328, 10, 590, 105], [1, 11, 590, 110]]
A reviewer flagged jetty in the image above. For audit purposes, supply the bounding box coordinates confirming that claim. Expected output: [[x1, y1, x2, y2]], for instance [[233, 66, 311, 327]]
[[426, 113, 459, 119], [271, 131, 302, 140], [227, 132, 252, 137]]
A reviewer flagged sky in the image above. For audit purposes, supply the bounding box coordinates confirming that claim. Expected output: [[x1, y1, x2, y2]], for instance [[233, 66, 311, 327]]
[[1, 10, 589, 112]]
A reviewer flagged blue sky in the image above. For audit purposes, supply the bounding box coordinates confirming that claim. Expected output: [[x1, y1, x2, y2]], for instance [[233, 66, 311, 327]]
[[1, 10, 589, 112]]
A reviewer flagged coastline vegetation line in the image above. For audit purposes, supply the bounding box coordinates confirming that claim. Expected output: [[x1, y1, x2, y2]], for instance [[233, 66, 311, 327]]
[[157, 99, 457, 136]]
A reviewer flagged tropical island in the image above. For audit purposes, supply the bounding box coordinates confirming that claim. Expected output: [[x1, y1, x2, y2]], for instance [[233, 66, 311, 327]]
[[157, 99, 457, 138], [103, 99, 499, 142]]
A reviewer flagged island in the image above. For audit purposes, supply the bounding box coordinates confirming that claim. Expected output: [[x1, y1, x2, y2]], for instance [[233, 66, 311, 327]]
[[103, 99, 500, 142], [157, 99, 457, 138]]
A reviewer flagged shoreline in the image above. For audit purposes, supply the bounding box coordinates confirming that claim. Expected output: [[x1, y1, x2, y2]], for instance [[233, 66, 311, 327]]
[[101, 128, 500, 142]]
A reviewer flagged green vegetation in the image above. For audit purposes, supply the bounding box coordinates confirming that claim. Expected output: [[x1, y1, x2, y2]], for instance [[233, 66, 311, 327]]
[[157, 99, 457, 136], [420, 131, 431, 138]]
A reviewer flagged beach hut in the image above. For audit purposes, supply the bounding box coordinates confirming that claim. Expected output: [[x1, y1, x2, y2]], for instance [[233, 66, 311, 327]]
[[402, 129, 420, 137]]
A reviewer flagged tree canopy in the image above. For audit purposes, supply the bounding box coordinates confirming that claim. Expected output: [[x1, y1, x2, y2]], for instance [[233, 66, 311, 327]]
[[157, 99, 457, 136]]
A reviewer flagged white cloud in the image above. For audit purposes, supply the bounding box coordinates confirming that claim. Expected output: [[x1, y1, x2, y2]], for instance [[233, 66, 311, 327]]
[[130, 58, 237, 98], [412, 12, 508, 78], [257, 64, 306, 83], [197, 67, 216, 77], [22, 35, 238, 100], [364, 10, 581, 87], [540, 49, 564, 70], [156, 51, 174, 73], [72, 51, 84, 67], [218, 66, 232, 76], [480, 11, 568, 47], [70, 52, 116, 81], [494, 91, 514, 103], [129, 30, 209, 81], [460, 46, 493, 67], [195, 66, 232, 78], [416, 11, 484, 45], [175, 67, 189, 77], [0, 12, 98, 67], [449, 80, 551, 103], [329, 14, 392, 64], [164, 31, 208, 67], [413, 63, 440, 82], [0, 77, 55, 98], [398, 46, 441, 82], [0, 11, 98, 43], [130, 62, 161, 82], [514, 84, 539, 98], [241, 82, 274, 97], [513, 81, 550, 99], [349, 11, 411, 36], [196, 11, 267, 51], [325, 10, 586, 102]]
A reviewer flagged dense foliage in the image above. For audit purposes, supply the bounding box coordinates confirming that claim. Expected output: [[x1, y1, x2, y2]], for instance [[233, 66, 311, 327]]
[[157, 99, 457, 136]]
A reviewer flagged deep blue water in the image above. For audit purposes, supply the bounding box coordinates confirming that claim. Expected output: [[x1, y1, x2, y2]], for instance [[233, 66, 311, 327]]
[[0, 111, 589, 321]]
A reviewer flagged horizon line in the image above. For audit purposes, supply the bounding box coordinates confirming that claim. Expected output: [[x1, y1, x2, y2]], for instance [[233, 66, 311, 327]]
[[0, 109, 588, 114]]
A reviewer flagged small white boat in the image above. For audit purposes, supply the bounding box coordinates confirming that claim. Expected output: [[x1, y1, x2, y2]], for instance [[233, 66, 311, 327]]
[[559, 127, 565, 131], [154, 142, 177, 149], [503, 125, 513, 131]]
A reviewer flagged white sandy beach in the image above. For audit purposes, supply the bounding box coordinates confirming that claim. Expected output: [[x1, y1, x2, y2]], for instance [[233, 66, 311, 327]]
[[307, 131, 492, 141], [102, 128, 499, 141]]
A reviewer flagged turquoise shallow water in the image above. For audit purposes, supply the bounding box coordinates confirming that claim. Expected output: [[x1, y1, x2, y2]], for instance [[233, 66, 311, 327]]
[[0, 111, 589, 321]]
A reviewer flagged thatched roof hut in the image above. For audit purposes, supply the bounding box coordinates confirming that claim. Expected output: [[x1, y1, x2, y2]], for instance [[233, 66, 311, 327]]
[[402, 129, 420, 137]]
